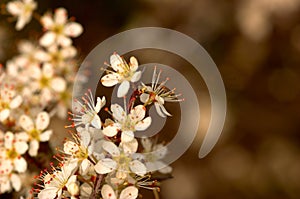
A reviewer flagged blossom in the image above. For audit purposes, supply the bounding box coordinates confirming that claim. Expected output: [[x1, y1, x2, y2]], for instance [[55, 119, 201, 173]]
[[140, 137, 172, 174], [101, 53, 142, 97], [37, 161, 78, 199], [68, 90, 105, 129], [29, 63, 67, 103], [103, 104, 151, 142], [0, 82, 23, 122], [140, 67, 183, 117], [39, 7, 83, 47], [94, 140, 146, 180], [0, 132, 28, 173], [6, 0, 37, 30], [18, 112, 52, 156], [101, 184, 139, 199], [0, 160, 22, 193]]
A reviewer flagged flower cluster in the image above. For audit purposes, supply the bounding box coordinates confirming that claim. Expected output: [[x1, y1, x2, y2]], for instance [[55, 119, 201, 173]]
[[33, 53, 183, 199], [0, 0, 83, 195]]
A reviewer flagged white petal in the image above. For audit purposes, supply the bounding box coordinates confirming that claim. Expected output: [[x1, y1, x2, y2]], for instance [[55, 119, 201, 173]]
[[130, 105, 146, 122], [102, 141, 120, 157], [101, 184, 116, 199], [35, 49, 51, 62], [119, 186, 138, 199], [14, 157, 27, 173], [15, 141, 28, 154], [135, 117, 152, 131], [129, 56, 138, 71], [129, 160, 146, 176], [57, 35, 72, 47], [9, 95, 22, 109], [101, 73, 120, 87], [64, 22, 83, 37], [54, 8, 67, 24], [117, 81, 130, 98], [39, 31, 56, 47], [6, 2, 22, 15], [38, 187, 58, 199], [19, 115, 34, 131], [15, 132, 29, 142], [130, 71, 142, 83], [120, 138, 138, 154], [10, 173, 21, 191], [159, 164, 173, 174], [80, 129, 90, 147], [51, 77, 66, 92], [155, 102, 172, 117], [40, 130, 52, 142], [16, 16, 28, 30], [40, 14, 54, 29], [36, 112, 50, 131], [94, 158, 117, 174], [80, 159, 90, 175], [121, 131, 134, 143], [42, 63, 54, 78], [91, 115, 101, 129], [80, 183, 93, 197], [61, 46, 77, 58], [110, 53, 123, 72], [140, 93, 149, 103], [4, 132, 14, 149], [29, 140, 39, 157], [103, 125, 118, 137], [111, 104, 125, 123], [94, 96, 106, 113], [0, 109, 10, 122]]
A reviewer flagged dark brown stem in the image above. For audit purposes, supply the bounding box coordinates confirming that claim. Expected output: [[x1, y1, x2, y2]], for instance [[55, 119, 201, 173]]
[[89, 174, 103, 199]]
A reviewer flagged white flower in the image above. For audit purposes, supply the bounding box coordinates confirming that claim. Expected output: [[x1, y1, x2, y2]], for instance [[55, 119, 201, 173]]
[[140, 137, 172, 174], [103, 104, 151, 143], [101, 53, 142, 97], [68, 90, 105, 129], [0, 83, 23, 122], [101, 184, 139, 199], [39, 7, 83, 47], [0, 165, 22, 193], [94, 140, 146, 180], [6, 0, 37, 30], [18, 112, 52, 156], [29, 63, 67, 103], [140, 67, 183, 117], [38, 161, 78, 199], [0, 132, 28, 173]]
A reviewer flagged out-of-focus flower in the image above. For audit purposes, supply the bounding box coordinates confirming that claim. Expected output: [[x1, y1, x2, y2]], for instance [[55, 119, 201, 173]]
[[0, 160, 22, 193], [0, 82, 23, 122], [18, 112, 52, 156], [101, 53, 142, 97], [0, 132, 28, 173], [103, 104, 151, 143], [39, 8, 83, 47], [6, 0, 37, 30]]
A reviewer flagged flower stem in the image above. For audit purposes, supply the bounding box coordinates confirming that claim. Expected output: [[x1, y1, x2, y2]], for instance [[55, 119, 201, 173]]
[[89, 174, 103, 199], [153, 189, 160, 199]]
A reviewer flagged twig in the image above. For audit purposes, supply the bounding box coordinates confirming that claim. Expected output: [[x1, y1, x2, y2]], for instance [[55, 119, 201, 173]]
[[89, 174, 103, 199], [153, 189, 160, 199]]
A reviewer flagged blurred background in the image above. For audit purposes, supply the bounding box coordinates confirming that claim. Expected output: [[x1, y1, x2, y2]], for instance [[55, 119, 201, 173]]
[[1, 0, 300, 198]]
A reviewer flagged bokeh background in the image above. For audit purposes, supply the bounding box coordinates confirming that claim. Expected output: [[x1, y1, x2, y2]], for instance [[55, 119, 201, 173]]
[[1, 0, 300, 198]]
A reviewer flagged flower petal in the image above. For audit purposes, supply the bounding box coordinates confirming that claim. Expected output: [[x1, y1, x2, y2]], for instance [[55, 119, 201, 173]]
[[57, 35, 72, 47], [129, 160, 146, 176], [15, 141, 28, 154], [39, 31, 56, 47], [29, 140, 39, 157], [0, 109, 10, 122], [130, 105, 146, 122], [38, 187, 58, 199], [102, 141, 120, 157], [9, 95, 22, 109], [40, 14, 54, 29], [10, 173, 21, 191], [19, 115, 34, 131], [121, 131, 134, 143], [120, 138, 138, 154], [64, 22, 83, 37], [129, 56, 138, 71], [14, 157, 27, 173], [51, 77, 66, 92], [110, 53, 123, 72], [119, 186, 138, 199], [6, 2, 22, 15], [101, 184, 116, 199], [94, 158, 117, 174], [54, 8, 67, 24], [101, 73, 120, 87], [111, 104, 125, 123], [135, 117, 152, 131], [130, 71, 142, 83], [36, 112, 50, 131], [40, 130, 52, 142], [4, 132, 14, 149], [117, 81, 130, 98], [91, 115, 101, 129], [103, 124, 118, 137], [140, 93, 149, 103]]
